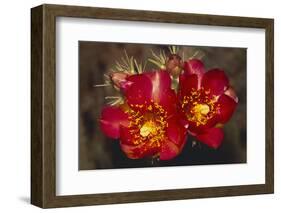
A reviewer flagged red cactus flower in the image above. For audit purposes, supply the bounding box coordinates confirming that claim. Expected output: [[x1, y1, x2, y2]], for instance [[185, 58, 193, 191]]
[[100, 71, 188, 160], [178, 59, 238, 149]]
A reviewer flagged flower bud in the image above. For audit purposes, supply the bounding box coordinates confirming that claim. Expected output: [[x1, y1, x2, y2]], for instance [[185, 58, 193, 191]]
[[110, 72, 132, 91], [165, 54, 183, 77]]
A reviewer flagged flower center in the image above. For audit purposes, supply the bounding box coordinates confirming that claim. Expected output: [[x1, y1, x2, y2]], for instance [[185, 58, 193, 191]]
[[125, 102, 168, 147], [140, 120, 157, 137], [181, 88, 220, 126], [190, 104, 210, 126], [193, 104, 210, 115]]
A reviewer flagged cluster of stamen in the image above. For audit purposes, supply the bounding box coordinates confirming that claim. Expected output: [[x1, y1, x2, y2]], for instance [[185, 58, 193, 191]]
[[181, 88, 220, 126], [125, 101, 168, 149]]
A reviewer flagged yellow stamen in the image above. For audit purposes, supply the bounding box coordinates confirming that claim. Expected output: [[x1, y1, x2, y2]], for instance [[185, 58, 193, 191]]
[[140, 121, 157, 137], [193, 104, 210, 115], [181, 88, 219, 126], [126, 102, 168, 147]]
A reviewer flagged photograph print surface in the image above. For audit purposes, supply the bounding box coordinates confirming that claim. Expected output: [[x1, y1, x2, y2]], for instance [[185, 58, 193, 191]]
[[78, 42, 246, 170]]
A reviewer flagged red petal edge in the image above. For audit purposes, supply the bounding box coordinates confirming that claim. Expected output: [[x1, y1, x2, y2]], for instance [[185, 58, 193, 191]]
[[183, 59, 206, 77], [125, 74, 153, 107], [217, 94, 238, 123], [160, 139, 180, 160], [99, 106, 129, 139], [196, 127, 224, 149], [201, 69, 229, 96], [144, 70, 172, 103]]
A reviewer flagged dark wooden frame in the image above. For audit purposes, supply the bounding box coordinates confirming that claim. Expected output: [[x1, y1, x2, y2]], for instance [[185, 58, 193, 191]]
[[31, 4, 274, 208]]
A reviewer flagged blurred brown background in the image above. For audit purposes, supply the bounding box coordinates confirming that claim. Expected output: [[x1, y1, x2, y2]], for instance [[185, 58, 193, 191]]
[[79, 41, 246, 170]]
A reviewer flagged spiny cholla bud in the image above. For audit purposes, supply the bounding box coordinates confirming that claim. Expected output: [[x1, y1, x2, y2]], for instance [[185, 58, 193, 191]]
[[165, 54, 183, 77], [110, 72, 132, 91]]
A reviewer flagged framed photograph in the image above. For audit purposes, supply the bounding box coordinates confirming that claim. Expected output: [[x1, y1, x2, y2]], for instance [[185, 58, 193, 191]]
[[31, 4, 274, 208]]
